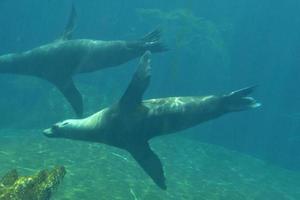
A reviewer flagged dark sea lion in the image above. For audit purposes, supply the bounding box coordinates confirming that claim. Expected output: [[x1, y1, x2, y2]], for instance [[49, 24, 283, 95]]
[[43, 51, 261, 189], [0, 5, 167, 117]]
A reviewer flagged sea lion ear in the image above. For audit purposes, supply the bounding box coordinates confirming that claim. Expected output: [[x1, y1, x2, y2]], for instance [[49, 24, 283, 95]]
[[119, 51, 152, 109]]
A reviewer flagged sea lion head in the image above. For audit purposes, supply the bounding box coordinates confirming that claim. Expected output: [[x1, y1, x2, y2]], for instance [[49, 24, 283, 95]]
[[43, 120, 78, 138]]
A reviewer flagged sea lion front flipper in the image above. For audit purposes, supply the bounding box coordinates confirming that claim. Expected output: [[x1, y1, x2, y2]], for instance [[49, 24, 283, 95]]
[[119, 51, 151, 109], [128, 142, 167, 190], [53, 79, 83, 117], [60, 3, 77, 40]]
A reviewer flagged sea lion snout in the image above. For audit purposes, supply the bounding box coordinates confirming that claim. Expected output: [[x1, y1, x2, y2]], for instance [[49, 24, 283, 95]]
[[43, 120, 75, 138], [43, 124, 60, 137], [43, 128, 55, 137]]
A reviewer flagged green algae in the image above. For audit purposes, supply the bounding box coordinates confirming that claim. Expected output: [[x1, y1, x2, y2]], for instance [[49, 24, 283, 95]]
[[0, 165, 66, 200], [136, 8, 232, 82], [137, 8, 229, 59]]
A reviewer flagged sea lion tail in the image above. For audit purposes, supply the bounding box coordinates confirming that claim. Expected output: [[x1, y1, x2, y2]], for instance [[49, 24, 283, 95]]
[[222, 86, 261, 112], [139, 28, 168, 52]]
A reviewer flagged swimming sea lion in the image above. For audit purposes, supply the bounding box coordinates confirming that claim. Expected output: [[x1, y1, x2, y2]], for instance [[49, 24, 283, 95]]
[[0, 5, 167, 117], [43, 51, 261, 189]]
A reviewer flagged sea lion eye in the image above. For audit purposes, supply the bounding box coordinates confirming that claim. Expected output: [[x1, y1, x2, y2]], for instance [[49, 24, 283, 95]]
[[62, 121, 69, 126]]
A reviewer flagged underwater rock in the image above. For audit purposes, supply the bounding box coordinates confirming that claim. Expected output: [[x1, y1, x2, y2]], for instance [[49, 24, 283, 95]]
[[0, 166, 66, 200]]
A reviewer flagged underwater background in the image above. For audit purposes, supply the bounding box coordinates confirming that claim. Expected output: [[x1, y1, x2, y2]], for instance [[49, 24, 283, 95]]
[[0, 0, 299, 199]]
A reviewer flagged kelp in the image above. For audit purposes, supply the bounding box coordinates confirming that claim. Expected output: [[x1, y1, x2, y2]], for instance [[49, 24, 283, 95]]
[[137, 8, 230, 68]]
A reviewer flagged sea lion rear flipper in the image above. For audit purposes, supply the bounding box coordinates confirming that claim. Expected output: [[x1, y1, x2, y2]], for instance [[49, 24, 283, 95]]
[[138, 28, 168, 52], [60, 3, 77, 40], [222, 85, 261, 112], [126, 28, 168, 53], [119, 51, 151, 109], [128, 142, 167, 190], [54, 79, 83, 117]]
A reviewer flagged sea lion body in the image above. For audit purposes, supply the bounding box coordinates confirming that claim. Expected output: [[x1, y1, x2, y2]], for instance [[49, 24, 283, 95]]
[[61, 96, 221, 145], [44, 52, 260, 189], [0, 39, 155, 78], [0, 5, 166, 116]]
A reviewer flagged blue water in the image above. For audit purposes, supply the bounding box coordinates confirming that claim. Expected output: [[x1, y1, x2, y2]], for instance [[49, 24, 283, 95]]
[[0, 0, 299, 199]]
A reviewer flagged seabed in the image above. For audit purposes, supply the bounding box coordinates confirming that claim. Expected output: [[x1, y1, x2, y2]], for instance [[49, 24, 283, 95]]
[[0, 129, 299, 200]]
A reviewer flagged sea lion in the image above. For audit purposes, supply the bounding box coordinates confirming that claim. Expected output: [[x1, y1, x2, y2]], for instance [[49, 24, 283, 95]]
[[0, 5, 167, 117], [43, 51, 261, 189]]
